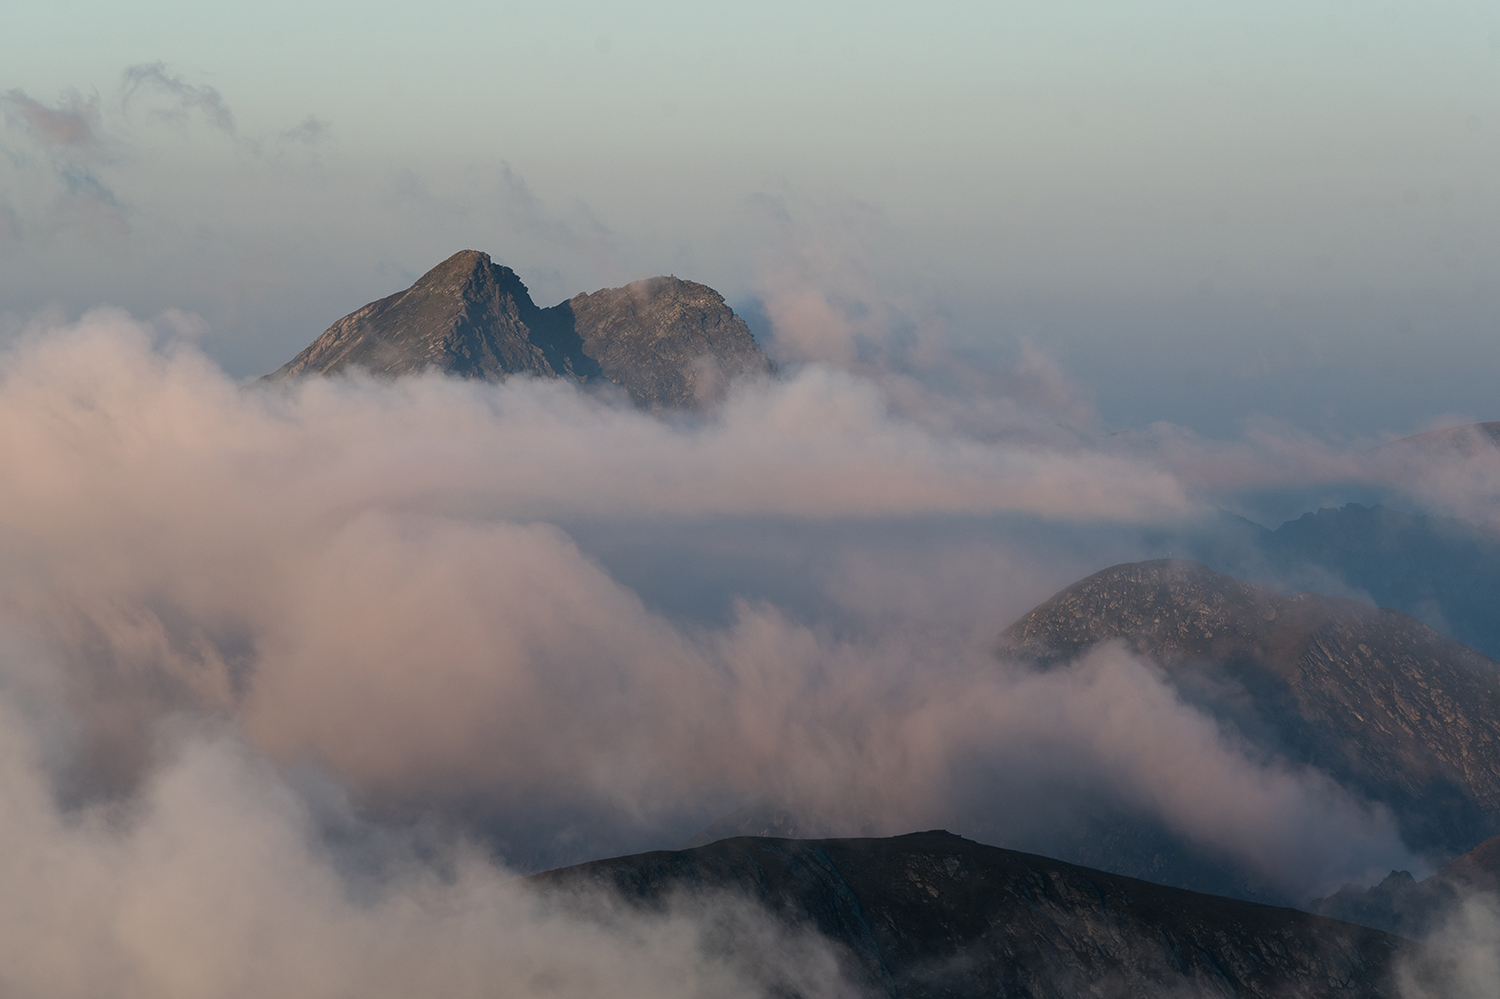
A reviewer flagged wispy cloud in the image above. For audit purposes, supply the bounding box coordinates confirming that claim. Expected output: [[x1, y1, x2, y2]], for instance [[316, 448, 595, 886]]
[[281, 113, 331, 146], [1, 89, 101, 152], [122, 62, 236, 134], [0, 88, 123, 226], [0, 309, 1412, 903]]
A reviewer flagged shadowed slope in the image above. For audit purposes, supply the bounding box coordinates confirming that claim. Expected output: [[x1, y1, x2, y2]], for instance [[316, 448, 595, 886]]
[[999, 559, 1500, 859], [528, 831, 1410, 999], [272, 250, 598, 381]]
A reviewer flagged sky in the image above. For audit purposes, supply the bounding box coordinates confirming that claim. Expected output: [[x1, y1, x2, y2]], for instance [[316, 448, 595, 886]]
[[4, 1, 1500, 436], [7, 7, 1500, 996]]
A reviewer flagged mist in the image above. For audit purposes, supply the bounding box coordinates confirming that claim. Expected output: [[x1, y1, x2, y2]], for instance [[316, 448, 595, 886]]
[[0, 306, 1437, 895], [5, 4, 1500, 993], [0, 700, 857, 999]]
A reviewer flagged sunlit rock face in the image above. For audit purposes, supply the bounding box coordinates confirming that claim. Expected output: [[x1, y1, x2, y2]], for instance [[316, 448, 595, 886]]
[[270, 250, 772, 407], [529, 831, 1410, 999], [1001, 559, 1500, 861], [558, 275, 773, 408]]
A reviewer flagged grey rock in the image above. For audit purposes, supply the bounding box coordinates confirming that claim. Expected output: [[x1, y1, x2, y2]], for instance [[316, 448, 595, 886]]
[[559, 276, 773, 408], [269, 250, 772, 408]]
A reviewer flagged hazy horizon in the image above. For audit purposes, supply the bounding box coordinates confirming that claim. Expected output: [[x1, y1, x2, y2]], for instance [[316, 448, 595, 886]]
[[6, 1, 1500, 439]]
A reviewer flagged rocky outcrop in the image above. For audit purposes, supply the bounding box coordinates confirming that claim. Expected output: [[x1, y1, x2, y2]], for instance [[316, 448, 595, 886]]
[[528, 830, 1411, 998], [269, 250, 772, 407], [558, 276, 771, 408]]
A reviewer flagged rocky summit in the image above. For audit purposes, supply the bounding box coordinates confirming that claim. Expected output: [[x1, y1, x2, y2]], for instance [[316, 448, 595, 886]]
[[1000, 559, 1500, 863], [269, 250, 773, 407], [527, 831, 1410, 999]]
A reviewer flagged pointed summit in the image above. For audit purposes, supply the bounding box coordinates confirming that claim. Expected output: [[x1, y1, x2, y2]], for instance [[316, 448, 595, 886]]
[[269, 251, 773, 407], [271, 250, 597, 381]]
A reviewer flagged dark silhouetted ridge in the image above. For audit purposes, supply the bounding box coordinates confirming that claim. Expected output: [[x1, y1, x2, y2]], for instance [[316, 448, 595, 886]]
[[527, 831, 1410, 998]]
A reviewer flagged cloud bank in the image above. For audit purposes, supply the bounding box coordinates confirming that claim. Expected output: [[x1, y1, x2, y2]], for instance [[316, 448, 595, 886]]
[[0, 309, 1422, 910], [0, 701, 854, 999]]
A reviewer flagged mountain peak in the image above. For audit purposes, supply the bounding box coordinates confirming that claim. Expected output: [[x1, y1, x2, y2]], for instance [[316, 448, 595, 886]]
[[269, 251, 772, 406], [561, 274, 772, 407], [999, 558, 1281, 667], [411, 249, 526, 299]]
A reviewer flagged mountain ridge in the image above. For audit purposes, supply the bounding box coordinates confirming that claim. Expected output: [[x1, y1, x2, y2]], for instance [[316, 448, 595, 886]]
[[526, 830, 1411, 999], [1313, 833, 1500, 937], [999, 559, 1500, 862]]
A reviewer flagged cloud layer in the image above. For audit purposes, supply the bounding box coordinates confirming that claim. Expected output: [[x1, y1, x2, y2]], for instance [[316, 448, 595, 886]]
[[0, 310, 1426, 908]]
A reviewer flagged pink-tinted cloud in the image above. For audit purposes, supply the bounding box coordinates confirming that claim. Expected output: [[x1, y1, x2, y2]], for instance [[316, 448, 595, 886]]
[[0, 310, 1413, 904]]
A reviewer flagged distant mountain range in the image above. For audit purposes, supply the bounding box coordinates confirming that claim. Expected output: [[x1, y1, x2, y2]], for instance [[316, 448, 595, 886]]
[[269, 250, 772, 408], [1155, 503, 1500, 661], [527, 831, 1409, 999], [1313, 833, 1500, 938]]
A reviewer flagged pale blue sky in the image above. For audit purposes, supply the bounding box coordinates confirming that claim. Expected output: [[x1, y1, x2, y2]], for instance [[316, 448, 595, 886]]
[[4, 1, 1500, 434]]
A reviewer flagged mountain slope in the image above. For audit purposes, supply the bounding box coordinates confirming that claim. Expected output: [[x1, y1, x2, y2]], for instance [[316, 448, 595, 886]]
[[271, 250, 595, 381], [1267, 504, 1500, 659], [558, 276, 771, 407], [527, 831, 1410, 999], [1391, 421, 1500, 458], [270, 250, 772, 407], [999, 559, 1500, 860]]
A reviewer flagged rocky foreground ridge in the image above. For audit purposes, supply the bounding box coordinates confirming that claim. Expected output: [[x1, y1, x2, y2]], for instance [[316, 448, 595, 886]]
[[527, 831, 1409, 999], [269, 250, 772, 407]]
